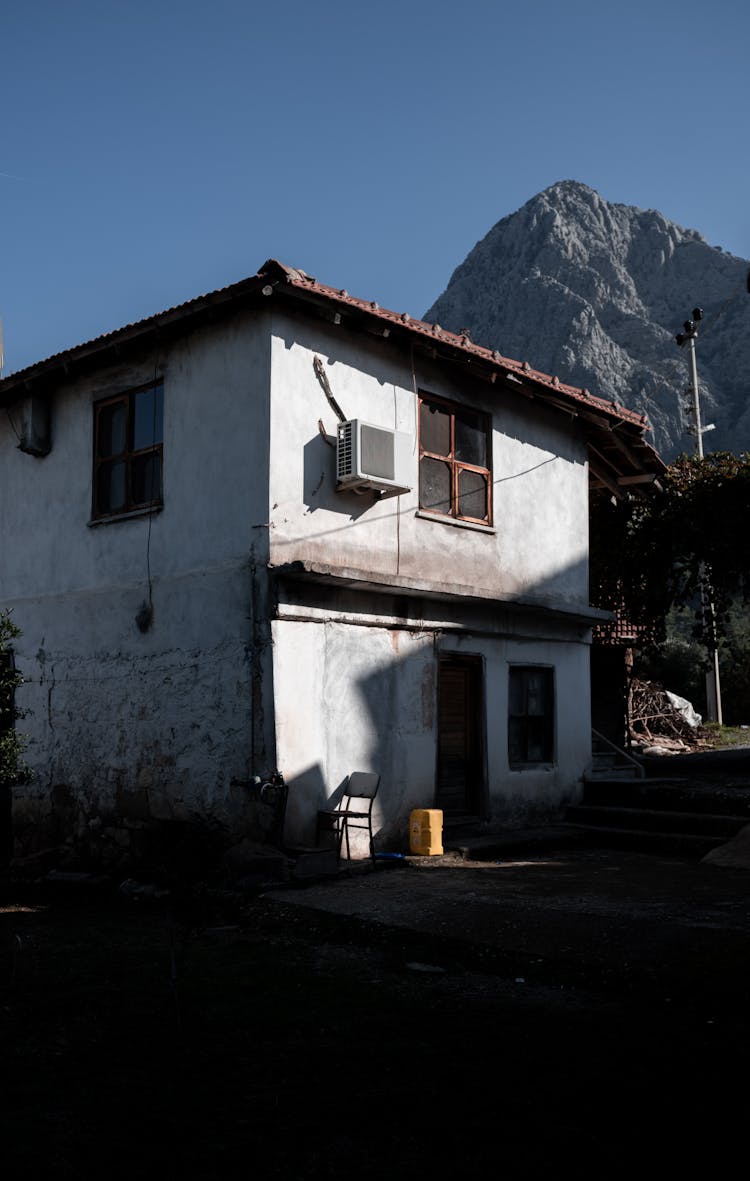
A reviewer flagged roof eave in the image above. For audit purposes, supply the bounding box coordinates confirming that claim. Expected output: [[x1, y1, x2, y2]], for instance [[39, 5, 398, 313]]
[[0, 273, 271, 404], [0, 257, 666, 488]]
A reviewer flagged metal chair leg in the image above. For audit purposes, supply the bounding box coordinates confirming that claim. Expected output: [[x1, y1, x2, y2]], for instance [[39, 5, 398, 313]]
[[336, 816, 345, 863]]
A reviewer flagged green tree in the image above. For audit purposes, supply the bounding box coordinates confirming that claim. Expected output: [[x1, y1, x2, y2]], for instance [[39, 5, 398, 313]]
[[590, 451, 750, 646], [591, 452, 750, 722]]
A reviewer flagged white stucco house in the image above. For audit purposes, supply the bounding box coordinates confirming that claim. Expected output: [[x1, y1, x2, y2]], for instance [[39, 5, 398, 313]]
[[0, 259, 663, 866]]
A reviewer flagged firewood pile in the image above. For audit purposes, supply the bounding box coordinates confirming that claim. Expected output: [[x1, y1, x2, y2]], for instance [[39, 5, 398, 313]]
[[628, 677, 707, 752]]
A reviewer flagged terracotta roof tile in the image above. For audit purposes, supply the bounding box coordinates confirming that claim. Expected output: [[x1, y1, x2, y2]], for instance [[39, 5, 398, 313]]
[[263, 259, 653, 433], [0, 257, 663, 480]]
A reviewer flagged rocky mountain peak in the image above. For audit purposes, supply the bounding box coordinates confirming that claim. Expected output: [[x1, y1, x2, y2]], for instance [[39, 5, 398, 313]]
[[426, 184, 749, 459]]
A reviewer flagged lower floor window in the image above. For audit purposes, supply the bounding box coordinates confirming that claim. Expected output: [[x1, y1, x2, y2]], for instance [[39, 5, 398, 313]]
[[508, 666, 554, 765]]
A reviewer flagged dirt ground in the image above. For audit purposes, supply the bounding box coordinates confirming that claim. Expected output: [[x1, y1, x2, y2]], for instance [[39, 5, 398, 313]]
[[2, 838, 749, 1180]]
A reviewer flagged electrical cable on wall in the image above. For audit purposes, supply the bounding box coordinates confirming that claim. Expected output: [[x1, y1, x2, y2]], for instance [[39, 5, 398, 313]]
[[313, 355, 347, 423]]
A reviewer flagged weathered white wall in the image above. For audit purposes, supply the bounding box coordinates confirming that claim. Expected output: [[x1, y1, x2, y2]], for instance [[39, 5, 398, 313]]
[[272, 616, 437, 852], [1, 298, 596, 864], [440, 629, 590, 825], [1, 313, 275, 859], [273, 600, 590, 855], [267, 312, 590, 611]]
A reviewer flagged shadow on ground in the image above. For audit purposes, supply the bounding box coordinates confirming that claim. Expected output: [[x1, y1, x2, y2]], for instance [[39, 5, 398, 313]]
[[2, 838, 749, 1178]]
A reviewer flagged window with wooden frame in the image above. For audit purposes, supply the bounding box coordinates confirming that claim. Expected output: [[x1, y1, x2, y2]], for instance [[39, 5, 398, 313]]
[[93, 381, 164, 519], [418, 393, 492, 524], [508, 666, 555, 767]]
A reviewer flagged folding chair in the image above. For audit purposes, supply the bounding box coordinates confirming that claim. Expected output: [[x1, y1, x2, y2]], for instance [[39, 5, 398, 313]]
[[317, 772, 380, 866]]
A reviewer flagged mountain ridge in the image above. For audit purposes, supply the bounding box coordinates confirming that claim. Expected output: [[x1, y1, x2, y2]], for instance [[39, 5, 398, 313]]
[[425, 181, 750, 459]]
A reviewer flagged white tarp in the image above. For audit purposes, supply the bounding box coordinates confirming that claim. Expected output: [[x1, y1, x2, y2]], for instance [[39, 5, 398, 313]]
[[665, 691, 702, 728]]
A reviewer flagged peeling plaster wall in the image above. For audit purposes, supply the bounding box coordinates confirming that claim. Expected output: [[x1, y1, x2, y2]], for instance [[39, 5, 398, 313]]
[[267, 312, 590, 611], [12, 567, 255, 835], [1, 313, 274, 860]]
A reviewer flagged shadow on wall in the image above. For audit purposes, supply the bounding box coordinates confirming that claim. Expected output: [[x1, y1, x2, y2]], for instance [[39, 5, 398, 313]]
[[277, 548, 598, 857], [352, 638, 436, 853], [280, 629, 437, 854], [283, 762, 331, 847], [302, 432, 376, 519]]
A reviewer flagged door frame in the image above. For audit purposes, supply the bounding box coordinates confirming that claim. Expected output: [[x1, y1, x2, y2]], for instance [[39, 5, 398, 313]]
[[435, 652, 486, 818]]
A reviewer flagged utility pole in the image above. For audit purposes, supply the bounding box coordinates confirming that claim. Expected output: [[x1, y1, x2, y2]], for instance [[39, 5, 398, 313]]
[[675, 309, 723, 724]]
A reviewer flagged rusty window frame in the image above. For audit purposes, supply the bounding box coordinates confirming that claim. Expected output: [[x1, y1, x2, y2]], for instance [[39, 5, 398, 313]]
[[92, 381, 164, 520], [418, 392, 492, 525]]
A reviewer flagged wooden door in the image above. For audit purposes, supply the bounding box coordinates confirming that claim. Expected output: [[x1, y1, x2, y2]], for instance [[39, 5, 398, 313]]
[[436, 655, 483, 816]]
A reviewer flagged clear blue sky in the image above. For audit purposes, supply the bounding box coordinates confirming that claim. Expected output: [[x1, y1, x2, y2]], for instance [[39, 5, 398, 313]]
[[1, 0, 748, 374]]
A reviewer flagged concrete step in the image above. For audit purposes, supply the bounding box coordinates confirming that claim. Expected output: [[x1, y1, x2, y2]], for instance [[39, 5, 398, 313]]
[[582, 779, 750, 818], [585, 767, 641, 782], [592, 752, 619, 767], [590, 731, 645, 780], [447, 825, 592, 861], [566, 804, 747, 840], [562, 822, 723, 857]]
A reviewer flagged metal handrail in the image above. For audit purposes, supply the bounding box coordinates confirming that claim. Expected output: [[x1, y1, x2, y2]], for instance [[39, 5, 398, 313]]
[[590, 729, 645, 779]]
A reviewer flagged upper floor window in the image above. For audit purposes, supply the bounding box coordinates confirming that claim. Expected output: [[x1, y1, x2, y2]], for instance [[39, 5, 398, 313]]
[[418, 394, 492, 524], [93, 381, 164, 519]]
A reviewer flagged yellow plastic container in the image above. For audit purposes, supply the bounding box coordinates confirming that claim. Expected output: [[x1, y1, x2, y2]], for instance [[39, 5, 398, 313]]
[[410, 808, 443, 856]]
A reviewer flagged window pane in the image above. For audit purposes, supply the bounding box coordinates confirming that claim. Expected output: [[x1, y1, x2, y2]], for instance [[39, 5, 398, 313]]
[[133, 384, 164, 451], [526, 718, 547, 762], [98, 402, 127, 458], [526, 671, 547, 716], [131, 452, 162, 505], [420, 402, 451, 456], [420, 457, 451, 514], [97, 460, 126, 513], [508, 669, 525, 715], [455, 410, 487, 467], [509, 667, 554, 765], [508, 717, 526, 763], [457, 468, 488, 520]]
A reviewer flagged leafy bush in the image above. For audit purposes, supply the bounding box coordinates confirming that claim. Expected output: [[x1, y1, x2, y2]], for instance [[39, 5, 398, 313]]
[[0, 610, 29, 786]]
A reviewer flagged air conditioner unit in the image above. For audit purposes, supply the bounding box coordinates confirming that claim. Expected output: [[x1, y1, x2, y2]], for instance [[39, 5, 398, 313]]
[[336, 419, 412, 496]]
